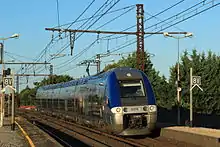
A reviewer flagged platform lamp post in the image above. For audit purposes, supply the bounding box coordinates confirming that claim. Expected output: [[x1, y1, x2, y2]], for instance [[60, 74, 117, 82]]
[[163, 32, 193, 125], [0, 33, 19, 127]]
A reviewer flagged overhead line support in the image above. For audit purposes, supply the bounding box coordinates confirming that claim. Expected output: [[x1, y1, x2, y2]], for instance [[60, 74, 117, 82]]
[[45, 4, 189, 71], [136, 4, 145, 71], [0, 74, 51, 76], [4, 62, 50, 65], [45, 28, 188, 35]]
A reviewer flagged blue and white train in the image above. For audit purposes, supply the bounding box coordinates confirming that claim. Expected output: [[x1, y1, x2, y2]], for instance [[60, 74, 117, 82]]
[[35, 67, 157, 136]]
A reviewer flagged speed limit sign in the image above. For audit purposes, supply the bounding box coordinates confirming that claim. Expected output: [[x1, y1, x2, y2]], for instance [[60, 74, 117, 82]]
[[3, 77, 13, 86], [192, 76, 201, 85]]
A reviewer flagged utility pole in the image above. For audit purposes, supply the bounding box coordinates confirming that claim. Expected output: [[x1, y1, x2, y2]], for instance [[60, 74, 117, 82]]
[[0, 68, 15, 130], [189, 67, 203, 127], [7, 94, 10, 117], [96, 54, 101, 74], [49, 65, 53, 84], [16, 76, 19, 108], [11, 70, 15, 131], [163, 32, 193, 125], [0, 34, 19, 127], [136, 4, 145, 71], [45, 4, 188, 72], [0, 42, 4, 127]]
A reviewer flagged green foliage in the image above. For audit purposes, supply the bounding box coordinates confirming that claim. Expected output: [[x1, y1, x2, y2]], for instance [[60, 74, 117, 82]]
[[19, 87, 36, 105], [169, 49, 220, 114], [33, 74, 74, 88]]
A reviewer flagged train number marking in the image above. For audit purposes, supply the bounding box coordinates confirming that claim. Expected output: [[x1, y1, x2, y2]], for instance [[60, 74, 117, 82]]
[[130, 107, 139, 111]]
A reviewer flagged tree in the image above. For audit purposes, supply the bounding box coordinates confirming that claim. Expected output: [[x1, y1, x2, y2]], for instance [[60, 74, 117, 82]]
[[103, 63, 119, 72], [169, 49, 220, 114], [33, 74, 74, 88]]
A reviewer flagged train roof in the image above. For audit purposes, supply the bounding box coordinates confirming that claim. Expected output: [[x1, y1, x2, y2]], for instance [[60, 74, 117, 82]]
[[38, 67, 139, 90]]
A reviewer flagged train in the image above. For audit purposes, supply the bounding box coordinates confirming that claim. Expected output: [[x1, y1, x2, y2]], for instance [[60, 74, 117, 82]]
[[35, 67, 157, 136]]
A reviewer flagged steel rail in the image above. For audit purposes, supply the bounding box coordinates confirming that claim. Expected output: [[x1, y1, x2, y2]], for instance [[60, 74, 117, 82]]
[[19, 110, 147, 147]]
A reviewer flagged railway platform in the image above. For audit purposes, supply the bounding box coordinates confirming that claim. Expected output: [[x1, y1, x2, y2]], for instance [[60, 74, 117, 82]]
[[0, 116, 63, 147], [160, 125, 220, 147], [0, 117, 28, 147]]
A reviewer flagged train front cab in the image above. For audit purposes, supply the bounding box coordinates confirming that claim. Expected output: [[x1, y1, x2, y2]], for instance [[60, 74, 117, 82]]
[[106, 68, 157, 136], [111, 105, 157, 136]]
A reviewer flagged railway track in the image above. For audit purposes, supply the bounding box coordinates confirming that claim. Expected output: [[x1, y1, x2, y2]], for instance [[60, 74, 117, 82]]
[[18, 110, 200, 147], [16, 116, 64, 147], [19, 110, 144, 147]]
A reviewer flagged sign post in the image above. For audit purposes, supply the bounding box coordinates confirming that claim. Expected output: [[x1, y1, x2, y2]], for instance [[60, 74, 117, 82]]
[[11, 70, 15, 131], [190, 68, 203, 127], [0, 91, 3, 127], [1, 70, 15, 130], [3, 77, 13, 117]]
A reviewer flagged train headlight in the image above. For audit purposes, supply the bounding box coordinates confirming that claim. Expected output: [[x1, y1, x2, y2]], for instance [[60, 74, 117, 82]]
[[116, 108, 121, 113], [143, 106, 148, 111], [149, 105, 156, 112], [123, 107, 128, 112]]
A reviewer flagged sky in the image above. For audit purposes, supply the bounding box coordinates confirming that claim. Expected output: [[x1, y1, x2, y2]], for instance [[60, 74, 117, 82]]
[[0, 0, 220, 91]]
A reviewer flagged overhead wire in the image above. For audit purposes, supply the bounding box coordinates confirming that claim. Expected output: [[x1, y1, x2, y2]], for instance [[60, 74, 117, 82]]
[[47, 0, 121, 67], [99, 0, 186, 41], [33, 0, 96, 63], [26, 0, 192, 83], [37, 3, 135, 59], [34, 0, 121, 74], [4, 51, 35, 61], [55, 1, 122, 69], [30, 0, 220, 82], [38, 0, 117, 65], [51, 0, 186, 70], [95, 6, 135, 30], [66, 0, 96, 29], [27, 4, 138, 76], [55, 0, 121, 56], [19, 0, 97, 75], [30, 0, 185, 75], [144, 11, 185, 32], [60, 0, 220, 74], [4, 52, 24, 62], [97, 0, 216, 42], [100, 0, 220, 55], [52, 5, 136, 28]]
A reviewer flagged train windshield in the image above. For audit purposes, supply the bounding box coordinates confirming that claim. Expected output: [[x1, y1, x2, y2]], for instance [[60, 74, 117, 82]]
[[119, 80, 147, 106], [119, 80, 145, 97]]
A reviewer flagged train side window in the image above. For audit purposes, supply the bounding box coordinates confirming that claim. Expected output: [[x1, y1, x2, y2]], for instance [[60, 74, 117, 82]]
[[104, 86, 110, 106]]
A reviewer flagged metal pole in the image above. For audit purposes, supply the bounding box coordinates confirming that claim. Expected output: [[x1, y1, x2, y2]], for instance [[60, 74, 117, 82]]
[[96, 54, 100, 74], [7, 96, 10, 117], [0, 42, 4, 127], [2, 48, 5, 119], [177, 38, 180, 125], [190, 67, 193, 127], [16, 76, 19, 108], [11, 70, 15, 131]]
